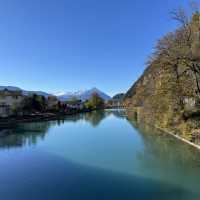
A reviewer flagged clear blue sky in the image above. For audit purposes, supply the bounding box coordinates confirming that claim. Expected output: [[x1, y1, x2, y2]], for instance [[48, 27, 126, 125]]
[[0, 0, 190, 96]]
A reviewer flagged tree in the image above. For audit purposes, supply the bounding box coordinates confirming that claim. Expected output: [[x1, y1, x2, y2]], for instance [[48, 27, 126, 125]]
[[84, 93, 105, 110], [150, 4, 200, 95], [84, 100, 93, 110], [32, 94, 47, 112], [57, 101, 62, 110], [21, 94, 47, 113], [90, 93, 105, 109]]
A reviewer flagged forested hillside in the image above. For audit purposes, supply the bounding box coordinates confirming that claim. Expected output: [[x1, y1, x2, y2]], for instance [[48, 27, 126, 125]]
[[125, 9, 200, 144]]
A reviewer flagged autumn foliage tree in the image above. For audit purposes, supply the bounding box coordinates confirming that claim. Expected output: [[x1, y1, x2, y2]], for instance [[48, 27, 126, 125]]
[[84, 93, 105, 110], [149, 2, 200, 95]]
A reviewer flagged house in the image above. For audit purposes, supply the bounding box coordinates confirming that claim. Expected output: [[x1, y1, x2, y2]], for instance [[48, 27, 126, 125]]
[[0, 89, 24, 117]]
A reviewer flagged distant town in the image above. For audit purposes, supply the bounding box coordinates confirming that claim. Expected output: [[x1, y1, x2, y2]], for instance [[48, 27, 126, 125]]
[[0, 86, 124, 125]]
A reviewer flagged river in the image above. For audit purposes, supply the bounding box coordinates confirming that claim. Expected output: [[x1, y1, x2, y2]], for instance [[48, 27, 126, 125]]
[[0, 109, 199, 200]]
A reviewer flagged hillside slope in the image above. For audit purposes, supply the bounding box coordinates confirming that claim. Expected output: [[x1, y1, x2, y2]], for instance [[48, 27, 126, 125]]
[[125, 13, 200, 145]]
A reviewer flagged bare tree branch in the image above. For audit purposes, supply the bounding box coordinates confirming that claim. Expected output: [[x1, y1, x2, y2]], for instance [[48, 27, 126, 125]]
[[171, 7, 189, 26]]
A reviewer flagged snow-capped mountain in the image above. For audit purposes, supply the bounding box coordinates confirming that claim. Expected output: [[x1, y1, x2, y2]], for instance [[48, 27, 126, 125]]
[[55, 88, 111, 102], [80, 88, 111, 101], [0, 86, 111, 101], [53, 91, 82, 101]]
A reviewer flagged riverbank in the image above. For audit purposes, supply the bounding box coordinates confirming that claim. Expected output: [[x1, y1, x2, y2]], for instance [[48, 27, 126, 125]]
[[155, 126, 200, 151], [126, 108, 200, 151], [0, 109, 93, 129]]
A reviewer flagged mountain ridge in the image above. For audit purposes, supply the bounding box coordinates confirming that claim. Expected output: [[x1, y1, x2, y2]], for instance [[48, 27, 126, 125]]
[[0, 86, 50, 97], [55, 87, 111, 101], [0, 86, 111, 101]]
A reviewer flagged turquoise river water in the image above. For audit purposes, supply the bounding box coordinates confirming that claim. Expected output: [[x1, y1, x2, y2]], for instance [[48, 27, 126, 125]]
[[0, 109, 200, 200]]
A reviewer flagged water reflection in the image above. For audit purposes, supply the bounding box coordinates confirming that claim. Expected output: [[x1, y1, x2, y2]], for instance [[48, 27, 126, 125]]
[[64, 109, 126, 127], [0, 109, 200, 199], [126, 113, 200, 169], [0, 110, 126, 149], [0, 122, 51, 149], [126, 112, 200, 194]]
